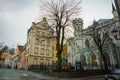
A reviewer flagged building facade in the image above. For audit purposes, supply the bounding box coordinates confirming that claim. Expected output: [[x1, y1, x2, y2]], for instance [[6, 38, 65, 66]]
[[67, 4, 120, 70], [25, 17, 54, 69]]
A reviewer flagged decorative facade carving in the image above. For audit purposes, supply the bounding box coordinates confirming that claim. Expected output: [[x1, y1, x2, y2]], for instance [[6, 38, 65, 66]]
[[67, 6, 120, 70]]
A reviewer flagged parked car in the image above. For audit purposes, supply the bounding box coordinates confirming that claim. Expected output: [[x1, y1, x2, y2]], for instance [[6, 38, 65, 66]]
[[105, 68, 120, 80]]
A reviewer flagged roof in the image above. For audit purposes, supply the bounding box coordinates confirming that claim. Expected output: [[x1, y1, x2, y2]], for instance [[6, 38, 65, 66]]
[[97, 19, 111, 24], [87, 19, 111, 29]]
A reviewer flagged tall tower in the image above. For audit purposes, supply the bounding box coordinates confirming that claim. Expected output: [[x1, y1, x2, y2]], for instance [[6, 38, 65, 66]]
[[72, 18, 83, 39]]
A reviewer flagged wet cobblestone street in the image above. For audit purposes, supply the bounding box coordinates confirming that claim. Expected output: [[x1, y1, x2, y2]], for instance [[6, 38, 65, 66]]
[[0, 68, 57, 80]]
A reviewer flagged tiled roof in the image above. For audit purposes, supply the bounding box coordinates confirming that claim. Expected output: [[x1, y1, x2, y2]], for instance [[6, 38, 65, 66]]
[[97, 19, 111, 24]]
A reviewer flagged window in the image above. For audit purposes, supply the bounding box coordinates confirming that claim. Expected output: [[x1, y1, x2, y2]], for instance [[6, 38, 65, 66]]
[[46, 49, 50, 55], [33, 58, 38, 65], [41, 40, 45, 46], [91, 54, 97, 66], [27, 48, 29, 54], [81, 55, 86, 66], [47, 41, 50, 47], [46, 59, 50, 66], [34, 47, 39, 54], [40, 58, 44, 64], [41, 48, 44, 55], [35, 38, 39, 45], [85, 39, 90, 48], [42, 32, 45, 36], [36, 31, 40, 36]]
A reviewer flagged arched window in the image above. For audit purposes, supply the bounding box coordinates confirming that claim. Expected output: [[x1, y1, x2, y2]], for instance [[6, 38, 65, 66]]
[[104, 53, 110, 66], [91, 54, 97, 66], [85, 39, 90, 48], [81, 55, 86, 66]]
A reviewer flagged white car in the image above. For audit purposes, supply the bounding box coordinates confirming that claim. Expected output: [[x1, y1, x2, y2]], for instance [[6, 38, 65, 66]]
[[105, 69, 120, 80]]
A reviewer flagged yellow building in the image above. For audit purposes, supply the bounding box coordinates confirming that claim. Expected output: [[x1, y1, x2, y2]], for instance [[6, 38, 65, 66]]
[[62, 44, 67, 56], [61, 44, 68, 67], [52, 38, 58, 63], [52, 39, 68, 64]]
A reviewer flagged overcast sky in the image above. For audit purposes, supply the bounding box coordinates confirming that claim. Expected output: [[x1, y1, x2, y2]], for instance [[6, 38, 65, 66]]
[[0, 0, 113, 48]]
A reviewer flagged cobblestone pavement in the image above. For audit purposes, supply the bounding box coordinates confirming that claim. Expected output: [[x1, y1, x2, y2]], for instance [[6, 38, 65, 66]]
[[0, 68, 105, 80], [0, 68, 58, 80]]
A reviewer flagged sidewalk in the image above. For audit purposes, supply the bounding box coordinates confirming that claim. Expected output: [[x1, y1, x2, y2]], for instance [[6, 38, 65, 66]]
[[58, 75, 104, 80], [0, 68, 104, 80], [23, 70, 104, 80]]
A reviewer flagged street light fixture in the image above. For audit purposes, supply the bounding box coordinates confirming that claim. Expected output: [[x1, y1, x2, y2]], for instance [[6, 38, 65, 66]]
[[112, 28, 120, 68]]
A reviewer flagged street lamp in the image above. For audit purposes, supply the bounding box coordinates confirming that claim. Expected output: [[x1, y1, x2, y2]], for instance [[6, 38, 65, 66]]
[[112, 29, 120, 68]]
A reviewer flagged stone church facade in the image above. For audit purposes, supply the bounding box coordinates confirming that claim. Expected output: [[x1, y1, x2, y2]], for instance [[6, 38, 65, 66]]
[[67, 4, 120, 70], [25, 17, 54, 69]]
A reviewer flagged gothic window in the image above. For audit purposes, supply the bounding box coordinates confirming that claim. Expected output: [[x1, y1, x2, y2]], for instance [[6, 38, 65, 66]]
[[103, 32, 107, 39], [81, 55, 86, 66], [91, 54, 97, 66], [85, 39, 90, 48], [34, 47, 39, 54], [104, 53, 110, 66], [41, 48, 44, 55]]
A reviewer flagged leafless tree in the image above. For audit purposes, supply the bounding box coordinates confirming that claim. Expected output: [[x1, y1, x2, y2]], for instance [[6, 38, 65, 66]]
[[39, 0, 82, 71], [86, 21, 109, 71]]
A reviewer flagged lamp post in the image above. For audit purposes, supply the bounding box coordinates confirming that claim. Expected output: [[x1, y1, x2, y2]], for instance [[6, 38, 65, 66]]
[[112, 29, 120, 68]]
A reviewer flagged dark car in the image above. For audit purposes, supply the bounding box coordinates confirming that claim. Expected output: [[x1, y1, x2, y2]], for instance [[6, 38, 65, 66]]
[[105, 69, 120, 80]]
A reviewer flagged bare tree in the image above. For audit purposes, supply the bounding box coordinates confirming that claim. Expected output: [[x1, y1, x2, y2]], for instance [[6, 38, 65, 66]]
[[87, 21, 109, 71], [39, 0, 81, 71]]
